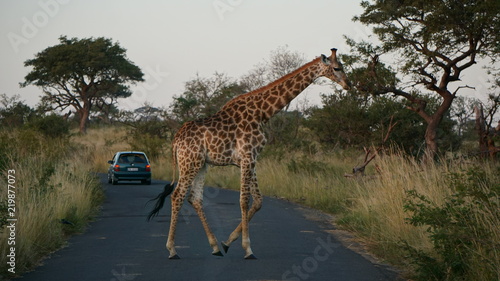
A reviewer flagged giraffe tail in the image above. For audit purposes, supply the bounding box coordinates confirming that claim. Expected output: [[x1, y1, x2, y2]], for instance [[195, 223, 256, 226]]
[[146, 143, 178, 222], [146, 183, 176, 221]]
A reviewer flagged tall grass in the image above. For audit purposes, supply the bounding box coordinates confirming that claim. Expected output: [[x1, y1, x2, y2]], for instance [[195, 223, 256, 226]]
[[72, 126, 130, 173], [338, 155, 449, 256], [0, 129, 103, 278]]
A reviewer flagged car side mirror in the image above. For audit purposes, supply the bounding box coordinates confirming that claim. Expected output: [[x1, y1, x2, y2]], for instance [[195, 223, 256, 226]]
[[107, 160, 113, 164]]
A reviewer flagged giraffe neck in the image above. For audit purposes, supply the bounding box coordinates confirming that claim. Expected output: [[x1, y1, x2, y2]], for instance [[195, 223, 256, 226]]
[[217, 58, 321, 123], [221, 57, 322, 123], [258, 57, 321, 121]]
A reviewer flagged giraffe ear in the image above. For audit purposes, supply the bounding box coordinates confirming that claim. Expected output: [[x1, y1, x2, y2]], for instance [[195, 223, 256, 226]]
[[321, 54, 331, 65]]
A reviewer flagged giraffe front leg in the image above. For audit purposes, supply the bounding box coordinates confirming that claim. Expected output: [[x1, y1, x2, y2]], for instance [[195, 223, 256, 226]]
[[240, 189, 255, 259], [225, 161, 258, 259], [189, 198, 223, 256], [221, 185, 262, 254]]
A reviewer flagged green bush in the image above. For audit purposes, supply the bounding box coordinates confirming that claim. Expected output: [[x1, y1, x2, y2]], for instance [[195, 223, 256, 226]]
[[403, 167, 500, 281], [124, 119, 169, 160], [27, 114, 70, 139]]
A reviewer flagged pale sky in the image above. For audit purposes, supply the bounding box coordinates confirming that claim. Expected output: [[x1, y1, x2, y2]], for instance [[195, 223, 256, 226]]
[[0, 0, 494, 112]]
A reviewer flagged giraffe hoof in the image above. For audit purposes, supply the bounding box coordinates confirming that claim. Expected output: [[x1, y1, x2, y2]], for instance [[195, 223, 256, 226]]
[[212, 251, 224, 257], [244, 254, 257, 260], [169, 254, 180, 260], [221, 242, 229, 253]]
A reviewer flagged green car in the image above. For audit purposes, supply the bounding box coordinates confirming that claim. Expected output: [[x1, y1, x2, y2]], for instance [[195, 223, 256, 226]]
[[107, 151, 152, 185]]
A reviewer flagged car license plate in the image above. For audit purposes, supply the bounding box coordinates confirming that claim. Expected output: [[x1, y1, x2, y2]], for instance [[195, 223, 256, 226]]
[[127, 168, 139, 171]]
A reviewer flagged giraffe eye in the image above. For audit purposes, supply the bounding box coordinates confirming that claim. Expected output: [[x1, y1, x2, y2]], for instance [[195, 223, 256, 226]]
[[333, 67, 342, 71]]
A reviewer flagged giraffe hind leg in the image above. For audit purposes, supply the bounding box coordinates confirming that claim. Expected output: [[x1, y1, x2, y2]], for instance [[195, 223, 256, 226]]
[[166, 158, 205, 259], [188, 164, 223, 257], [166, 177, 189, 259]]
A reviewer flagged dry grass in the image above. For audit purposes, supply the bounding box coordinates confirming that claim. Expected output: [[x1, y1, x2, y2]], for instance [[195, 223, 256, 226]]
[[339, 155, 444, 258], [72, 126, 130, 173]]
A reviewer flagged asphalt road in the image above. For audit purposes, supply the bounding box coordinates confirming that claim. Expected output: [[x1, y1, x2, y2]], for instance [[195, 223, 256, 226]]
[[17, 175, 400, 281]]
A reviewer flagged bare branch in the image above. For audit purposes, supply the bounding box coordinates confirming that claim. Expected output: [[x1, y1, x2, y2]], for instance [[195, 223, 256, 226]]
[[346, 116, 399, 177], [452, 85, 475, 96]]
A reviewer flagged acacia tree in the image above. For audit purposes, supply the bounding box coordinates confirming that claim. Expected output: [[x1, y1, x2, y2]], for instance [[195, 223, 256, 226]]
[[21, 36, 144, 133], [347, 0, 500, 161]]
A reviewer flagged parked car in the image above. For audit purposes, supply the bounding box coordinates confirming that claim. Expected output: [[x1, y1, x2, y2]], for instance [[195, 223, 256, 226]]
[[107, 151, 151, 185]]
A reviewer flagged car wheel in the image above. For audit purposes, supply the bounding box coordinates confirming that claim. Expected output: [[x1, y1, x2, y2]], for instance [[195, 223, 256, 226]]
[[112, 175, 118, 185], [107, 174, 112, 184], [142, 179, 151, 185]]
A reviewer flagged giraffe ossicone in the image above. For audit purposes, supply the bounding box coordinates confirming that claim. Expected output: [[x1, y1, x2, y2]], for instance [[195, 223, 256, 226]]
[[147, 48, 350, 259]]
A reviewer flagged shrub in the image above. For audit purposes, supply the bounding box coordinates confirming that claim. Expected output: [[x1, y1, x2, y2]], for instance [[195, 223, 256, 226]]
[[403, 167, 500, 281], [27, 114, 70, 139], [127, 132, 166, 160], [124, 119, 169, 160]]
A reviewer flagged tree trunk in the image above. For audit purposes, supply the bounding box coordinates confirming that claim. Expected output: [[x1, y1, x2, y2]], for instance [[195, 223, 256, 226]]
[[421, 95, 454, 163], [79, 110, 89, 134], [423, 120, 439, 162], [474, 105, 489, 158], [78, 100, 92, 134]]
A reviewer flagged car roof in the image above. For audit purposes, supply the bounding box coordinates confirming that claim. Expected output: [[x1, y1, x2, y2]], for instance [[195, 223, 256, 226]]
[[115, 151, 149, 158], [116, 151, 147, 155]]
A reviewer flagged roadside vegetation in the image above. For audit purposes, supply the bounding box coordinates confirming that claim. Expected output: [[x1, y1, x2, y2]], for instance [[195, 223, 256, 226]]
[[0, 123, 103, 278], [2, 2, 499, 279]]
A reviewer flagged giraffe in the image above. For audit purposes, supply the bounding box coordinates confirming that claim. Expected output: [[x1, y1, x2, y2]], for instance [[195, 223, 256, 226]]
[[147, 48, 350, 259]]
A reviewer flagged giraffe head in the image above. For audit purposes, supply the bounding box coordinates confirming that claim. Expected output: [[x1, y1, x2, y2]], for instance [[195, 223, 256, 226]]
[[318, 48, 351, 90]]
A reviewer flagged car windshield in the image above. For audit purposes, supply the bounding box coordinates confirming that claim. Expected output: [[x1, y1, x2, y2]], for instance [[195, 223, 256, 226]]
[[118, 154, 147, 164]]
